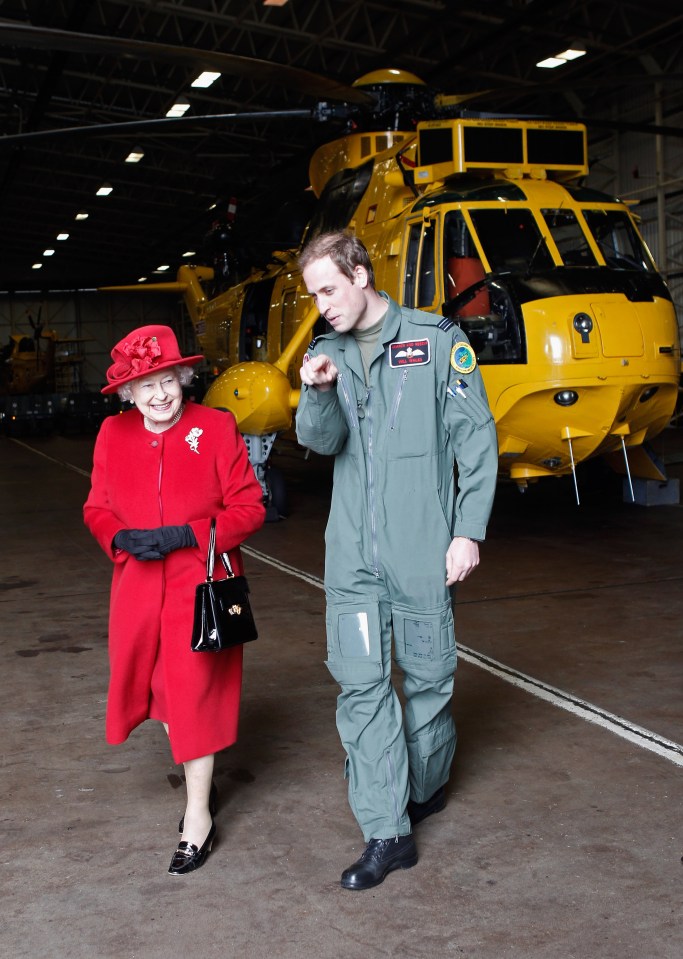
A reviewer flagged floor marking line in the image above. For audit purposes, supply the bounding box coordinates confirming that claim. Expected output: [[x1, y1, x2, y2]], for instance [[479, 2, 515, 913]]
[[243, 546, 683, 767], [242, 545, 325, 588], [456, 647, 683, 766], [14, 442, 682, 767], [9, 438, 92, 478]]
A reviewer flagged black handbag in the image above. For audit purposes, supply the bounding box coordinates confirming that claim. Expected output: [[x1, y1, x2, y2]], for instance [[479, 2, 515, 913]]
[[191, 519, 258, 652]]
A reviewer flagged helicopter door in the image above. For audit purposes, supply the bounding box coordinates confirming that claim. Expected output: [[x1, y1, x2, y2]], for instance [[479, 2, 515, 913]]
[[442, 210, 524, 364]]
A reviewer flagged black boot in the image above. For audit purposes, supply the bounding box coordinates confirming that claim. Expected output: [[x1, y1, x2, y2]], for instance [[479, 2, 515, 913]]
[[407, 786, 446, 826], [340, 835, 417, 890]]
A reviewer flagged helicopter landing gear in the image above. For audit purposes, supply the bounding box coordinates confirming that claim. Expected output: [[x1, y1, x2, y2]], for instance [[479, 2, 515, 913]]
[[265, 464, 288, 520], [242, 432, 287, 522]]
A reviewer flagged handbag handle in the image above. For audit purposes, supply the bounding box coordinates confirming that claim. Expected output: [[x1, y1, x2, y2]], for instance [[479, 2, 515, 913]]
[[207, 518, 235, 582]]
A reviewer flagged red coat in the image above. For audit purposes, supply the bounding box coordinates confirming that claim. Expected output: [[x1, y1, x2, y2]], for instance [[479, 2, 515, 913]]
[[84, 402, 265, 763]]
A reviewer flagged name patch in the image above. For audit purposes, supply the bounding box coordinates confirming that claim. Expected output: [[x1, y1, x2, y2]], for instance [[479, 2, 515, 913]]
[[389, 339, 431, 368]]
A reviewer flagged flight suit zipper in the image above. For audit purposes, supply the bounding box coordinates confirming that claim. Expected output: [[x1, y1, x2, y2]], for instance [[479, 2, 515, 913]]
[[388, 369, 408, 431], [365, 387, 381, 578], [385, 749, 401, 835]]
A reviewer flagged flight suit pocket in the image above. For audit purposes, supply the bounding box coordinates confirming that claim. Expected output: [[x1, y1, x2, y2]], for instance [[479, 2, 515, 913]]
[[392, 599, 456, 680], [325, 597, 384, 685], [337, 372, 359, 430], [448, 382, 493, 429]]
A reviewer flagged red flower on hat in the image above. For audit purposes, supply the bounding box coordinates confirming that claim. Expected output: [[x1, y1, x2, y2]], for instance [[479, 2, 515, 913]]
[[121, 334, 162, 373]]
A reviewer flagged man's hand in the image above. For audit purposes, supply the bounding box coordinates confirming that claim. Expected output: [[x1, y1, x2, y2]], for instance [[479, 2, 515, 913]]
[[446, 536, 480, 585], [300, 353, 339, 392]]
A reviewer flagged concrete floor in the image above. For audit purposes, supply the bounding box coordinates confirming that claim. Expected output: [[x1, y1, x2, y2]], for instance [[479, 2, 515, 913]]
[[1, 424, 682, 959]]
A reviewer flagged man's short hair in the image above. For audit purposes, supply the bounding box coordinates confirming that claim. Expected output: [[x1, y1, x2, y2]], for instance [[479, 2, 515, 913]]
[[298, 231, 376, 288]]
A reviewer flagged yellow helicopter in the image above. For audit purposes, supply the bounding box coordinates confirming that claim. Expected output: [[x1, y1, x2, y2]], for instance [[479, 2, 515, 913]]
[[0, 19, 678, 509], [102, 69, 681, 510]]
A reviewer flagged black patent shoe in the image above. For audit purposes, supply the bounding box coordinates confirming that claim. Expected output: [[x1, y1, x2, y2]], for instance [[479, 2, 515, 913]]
[[407, 786, 446, 827], [340, 835, 417, 891], [179, 781, 218, 833], [168, 821, 216, 876]]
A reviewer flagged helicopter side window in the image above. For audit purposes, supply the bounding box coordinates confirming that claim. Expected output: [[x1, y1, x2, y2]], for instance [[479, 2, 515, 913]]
[[402, 220, 437, 309], [542, 209, 597, 267], [582, 209, 655, 272], [468, 208, 554, 274], [442, 210, 523, 364], [403, 223, 421, 307], [418, 220, 436, 308], [443, 210, 489, 314], [240, 278, 275, 361]]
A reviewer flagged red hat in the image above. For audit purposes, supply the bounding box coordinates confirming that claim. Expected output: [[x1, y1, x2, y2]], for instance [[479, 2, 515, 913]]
[[102, 324, 204, 395]]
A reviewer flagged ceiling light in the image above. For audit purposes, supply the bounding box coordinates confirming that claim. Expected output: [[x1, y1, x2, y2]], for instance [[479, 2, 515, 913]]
[[124, 147, 145, 163], [138, 277, 147, 283], [191, 72, 221, 89], [155, 264, 170, 272], [537, 43, 586, 69], [96, 183, 113, 196], [43, 249, 55, 256], [32, 263, 42, 270], [166, 97, 190, 118], [560, 45, 586, 61], [75, 210, 89, 220], [182, 250, 196, 257], [56, 233, 69, 241], [537, 56, 566, 69], [263, 0, 290, 6]]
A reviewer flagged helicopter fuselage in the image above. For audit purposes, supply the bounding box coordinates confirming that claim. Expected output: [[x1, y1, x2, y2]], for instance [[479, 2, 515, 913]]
[[109, 114, 680, 491]]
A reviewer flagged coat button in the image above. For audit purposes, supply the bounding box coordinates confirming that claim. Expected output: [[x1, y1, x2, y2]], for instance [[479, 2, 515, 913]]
[[151, 440, 158, 447]]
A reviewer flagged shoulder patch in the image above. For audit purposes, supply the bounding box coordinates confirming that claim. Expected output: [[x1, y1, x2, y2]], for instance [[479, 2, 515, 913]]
[[437, 317, 455, 332], [450, 341, 477, 374], [307, 336, 320, 352]]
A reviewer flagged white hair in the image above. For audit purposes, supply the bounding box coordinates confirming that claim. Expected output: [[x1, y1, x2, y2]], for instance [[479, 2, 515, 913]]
[[117, 364, 195, 403]]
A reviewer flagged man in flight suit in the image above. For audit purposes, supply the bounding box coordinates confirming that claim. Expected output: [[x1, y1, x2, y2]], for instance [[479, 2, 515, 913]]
[[296, 232, 498, 890]]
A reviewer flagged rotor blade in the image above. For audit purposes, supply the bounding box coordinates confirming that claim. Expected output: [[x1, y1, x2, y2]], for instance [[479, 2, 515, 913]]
[[0, 109, 318, 148], [558, 117, 683, 139], [0, 20, 374, 106]]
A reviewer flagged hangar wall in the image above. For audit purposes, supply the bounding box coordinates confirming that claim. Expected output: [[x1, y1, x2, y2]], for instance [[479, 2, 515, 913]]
[[0, 292, 190, 394], [587, 94, 683, 338]]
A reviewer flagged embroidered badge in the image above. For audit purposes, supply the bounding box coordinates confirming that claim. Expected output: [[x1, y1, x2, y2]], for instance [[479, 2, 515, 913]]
[[185, 426, 203, 454], [389, 339, 431, 368], [450, 341, 476, 374]]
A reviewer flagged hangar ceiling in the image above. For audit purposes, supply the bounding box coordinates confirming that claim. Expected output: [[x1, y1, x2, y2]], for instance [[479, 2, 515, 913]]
[[0, 0, 682, 291]]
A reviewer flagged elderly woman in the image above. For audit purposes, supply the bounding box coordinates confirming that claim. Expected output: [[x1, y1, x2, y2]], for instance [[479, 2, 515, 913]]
[[84, 324, 265, 875]]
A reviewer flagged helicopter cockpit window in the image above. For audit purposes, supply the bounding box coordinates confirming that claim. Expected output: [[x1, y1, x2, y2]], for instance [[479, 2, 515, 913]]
[[307, 161, 374, 237], [468, 208, 554, 274], [582, 209, 655, 272], [541, 209, 597, 267], [442, 211, 523, 364]]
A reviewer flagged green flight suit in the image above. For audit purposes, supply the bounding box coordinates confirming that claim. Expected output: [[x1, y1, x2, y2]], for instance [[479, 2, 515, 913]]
[[296, 293, 498, 841]]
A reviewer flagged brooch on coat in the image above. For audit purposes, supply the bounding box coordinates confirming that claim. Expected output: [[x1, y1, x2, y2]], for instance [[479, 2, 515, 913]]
[[185, 427, 203, 454]]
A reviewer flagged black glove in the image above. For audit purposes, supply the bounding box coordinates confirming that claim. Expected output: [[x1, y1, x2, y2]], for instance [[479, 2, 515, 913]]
[[113, 526, 197, 561], [151, 525, 198, 555]]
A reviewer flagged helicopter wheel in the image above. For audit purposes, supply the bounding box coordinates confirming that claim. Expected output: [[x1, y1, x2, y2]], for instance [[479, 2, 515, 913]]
[[265, 464, 288, 521]]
